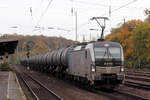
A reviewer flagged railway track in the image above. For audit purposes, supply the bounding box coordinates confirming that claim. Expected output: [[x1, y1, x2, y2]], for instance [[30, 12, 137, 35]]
[[126, 71, 150, 75], [124, 80, 150, 90], [86, 88, 149, 100], [17, 72, 64, 100], [70, 80, 150, 100], [110, 91, 150, 100], [91, 88, 149, 100], [16, 65, 150, 100], [125, 75, 150, 82], [126, 72, 150, 77]]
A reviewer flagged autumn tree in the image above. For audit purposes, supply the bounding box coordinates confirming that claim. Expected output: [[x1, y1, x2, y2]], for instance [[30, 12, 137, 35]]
[[133, 23, 150, 68], [106, 20, 142, 68]]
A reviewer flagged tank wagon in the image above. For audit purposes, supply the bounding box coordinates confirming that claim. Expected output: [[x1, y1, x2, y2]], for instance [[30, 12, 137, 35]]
[[20, 41, 125, 89]]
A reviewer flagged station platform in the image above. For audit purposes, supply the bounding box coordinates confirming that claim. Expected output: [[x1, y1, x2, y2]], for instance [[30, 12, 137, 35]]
[[0, 71, 26, 100]]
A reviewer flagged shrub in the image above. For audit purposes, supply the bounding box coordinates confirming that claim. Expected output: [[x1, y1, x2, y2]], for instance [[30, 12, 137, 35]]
[[0, 62, 11, 71]]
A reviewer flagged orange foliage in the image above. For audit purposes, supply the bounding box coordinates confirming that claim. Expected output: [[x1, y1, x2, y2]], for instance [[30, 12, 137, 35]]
[[106, 20, 143, 60]]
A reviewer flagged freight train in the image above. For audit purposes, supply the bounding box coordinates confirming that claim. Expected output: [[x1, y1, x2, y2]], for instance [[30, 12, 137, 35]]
[[20, 41, 125, 89]]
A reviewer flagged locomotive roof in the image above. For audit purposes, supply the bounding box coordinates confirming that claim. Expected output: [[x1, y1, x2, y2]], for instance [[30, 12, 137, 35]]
[[94, 41, 121, 47]]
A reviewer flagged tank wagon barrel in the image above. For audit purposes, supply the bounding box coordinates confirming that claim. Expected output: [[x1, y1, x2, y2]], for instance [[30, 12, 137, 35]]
[[23, 46, 73, 73]]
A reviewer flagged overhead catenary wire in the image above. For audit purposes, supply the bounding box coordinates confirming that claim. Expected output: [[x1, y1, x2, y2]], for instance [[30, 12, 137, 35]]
[[29, 0, 45, 34], [33, 0, 138, 33], [71, 0, 138, 31], [33, 0, 45, 17], [68, 0, 140, 10], [111, 0, 138, 13], [36, 0, 53, 26], [74, 0, 107, 7], [32, 0, 139, 40], [101, 0, 138, 16], [32, 0, 53, 34], [67, 0, 138, 42]]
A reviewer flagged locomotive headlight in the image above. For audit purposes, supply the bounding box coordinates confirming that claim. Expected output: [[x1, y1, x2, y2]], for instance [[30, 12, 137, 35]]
[[121, 67, 124, 72], [91, 64, 96, 72], [92, 67, 95, 72]]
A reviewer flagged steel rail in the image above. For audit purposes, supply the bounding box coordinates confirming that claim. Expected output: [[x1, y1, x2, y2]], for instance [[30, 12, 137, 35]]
[[116, 91, 150, 100], [16, 72, 39, 100], [124, 80, 150, 90], [23, 72, 64, 100]]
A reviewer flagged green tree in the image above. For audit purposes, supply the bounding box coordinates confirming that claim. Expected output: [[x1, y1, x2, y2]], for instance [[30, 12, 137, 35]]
[[133, 23, 150, 68]]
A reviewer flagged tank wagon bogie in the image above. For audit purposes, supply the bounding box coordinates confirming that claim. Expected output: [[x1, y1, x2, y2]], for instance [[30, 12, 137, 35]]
[[20, 41, 125, 89]]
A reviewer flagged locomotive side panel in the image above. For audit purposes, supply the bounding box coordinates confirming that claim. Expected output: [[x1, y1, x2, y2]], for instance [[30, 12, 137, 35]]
[[68, 50, 92, 80]]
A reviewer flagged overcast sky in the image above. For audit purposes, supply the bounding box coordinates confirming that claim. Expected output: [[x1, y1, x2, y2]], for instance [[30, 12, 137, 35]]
[[0, 0, 149, 41]]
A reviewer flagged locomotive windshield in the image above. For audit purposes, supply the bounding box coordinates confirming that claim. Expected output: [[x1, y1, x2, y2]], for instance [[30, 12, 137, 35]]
[[108, 47, 121, 59], [94, 48, 107, 59], [94, 47, 121, 59]]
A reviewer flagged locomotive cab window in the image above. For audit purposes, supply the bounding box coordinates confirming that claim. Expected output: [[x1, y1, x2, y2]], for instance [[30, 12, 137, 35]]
[[94, 47, 121, 59], [94, 47, 107, 59], [108, 47, 121, 59]]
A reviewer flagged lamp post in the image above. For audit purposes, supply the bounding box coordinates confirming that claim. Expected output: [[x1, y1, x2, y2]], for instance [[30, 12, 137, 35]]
[[75, 11, 78, 41]]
